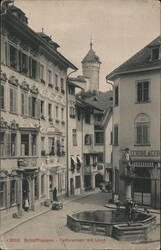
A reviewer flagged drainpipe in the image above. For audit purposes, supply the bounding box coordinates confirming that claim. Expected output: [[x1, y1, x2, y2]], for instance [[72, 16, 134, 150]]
[[66, 69, 77, 197]]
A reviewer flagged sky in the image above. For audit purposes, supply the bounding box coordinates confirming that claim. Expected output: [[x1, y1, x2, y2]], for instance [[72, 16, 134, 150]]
[[14, 0, 160, 91]]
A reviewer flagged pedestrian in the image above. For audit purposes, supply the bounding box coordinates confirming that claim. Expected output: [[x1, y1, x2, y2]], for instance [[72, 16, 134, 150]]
[[24, 198, 29, 212], [53, 187, 58, 201]]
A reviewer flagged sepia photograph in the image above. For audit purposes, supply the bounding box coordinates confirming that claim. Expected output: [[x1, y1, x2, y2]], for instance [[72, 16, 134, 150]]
[[0, 0, 160, 249]]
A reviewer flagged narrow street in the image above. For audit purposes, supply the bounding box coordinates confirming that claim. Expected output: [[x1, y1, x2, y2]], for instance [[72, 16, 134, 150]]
[[1, 192, 160, 250]]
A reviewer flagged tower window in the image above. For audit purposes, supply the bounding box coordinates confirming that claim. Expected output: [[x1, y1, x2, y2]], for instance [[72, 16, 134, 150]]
[[151, 47, 159, 61]]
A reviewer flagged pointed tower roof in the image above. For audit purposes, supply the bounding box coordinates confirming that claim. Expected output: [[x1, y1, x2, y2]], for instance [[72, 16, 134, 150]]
[[82, 41, 101, 64]]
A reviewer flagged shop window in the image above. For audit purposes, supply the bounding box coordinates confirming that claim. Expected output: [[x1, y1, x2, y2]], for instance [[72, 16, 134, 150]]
[[0, 85, 4, 110], [10, 87, 17, 113], [135, 113, 150, 145], [34, 176, 39, 200], [0, 132, 5, 157], [31, 134, 37, 156], [41, 175, 45, 194], [21, 134, 29, 156], [72, 129, 77, 146], [10, 180, 16, 206], [0, 182, 6, 208], [75, 176, 81, 189], [137, 80, 149, 103], [9, 45, 18, 70], [21, 92, 28, 116], [95, 132, 104, 144]]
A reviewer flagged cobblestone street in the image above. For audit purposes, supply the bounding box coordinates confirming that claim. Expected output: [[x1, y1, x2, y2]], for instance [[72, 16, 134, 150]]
[[1, 192, 160, 250]]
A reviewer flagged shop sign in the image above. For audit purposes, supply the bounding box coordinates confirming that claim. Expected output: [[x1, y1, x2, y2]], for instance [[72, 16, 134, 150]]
[[130, 150, 160, 157]]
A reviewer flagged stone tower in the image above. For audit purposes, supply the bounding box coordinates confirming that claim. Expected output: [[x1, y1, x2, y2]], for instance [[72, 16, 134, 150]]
[[81, 42, 101, 92]]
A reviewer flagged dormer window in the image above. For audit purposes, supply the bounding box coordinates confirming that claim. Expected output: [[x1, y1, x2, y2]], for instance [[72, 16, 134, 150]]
[[151, 47, 159, 61]]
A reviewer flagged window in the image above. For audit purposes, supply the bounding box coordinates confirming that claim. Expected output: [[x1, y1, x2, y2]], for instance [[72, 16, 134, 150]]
[[151, 47, 159, 60], [10, 88, 17, 113], [56, 106, 59, 119], [34, 176, 39, 200], [21, 134, 29, 156], [0, 182, 6, 208], [48, 70, 52, 86], [85, 134, 92, 145], [40, 64, 44, 82], [75, 176, 81, 189], [48, 103, 52, 121], [9, 45, 18, 70], [19, 51, 28, 74], [61, 108, 64, 121], [135, 113, 150, 145], [95, 132, 104, 144], [72, 129, 77, 146], [0, 85, 4, 109], [48, 137, 55, 155], [21, 92, 28, 116], [56, 139, 61, 156], [29, 58, 37, 79], [40, 100, 45, 118], [110, 131, 113, 145], [77, 109, 81, 121], [61, 78, 65, 93], [31, 134, 36, 156], [10, 180, 16, 205], [114, 86, 119, 106], [0, 132, 5, 157], [69, 86, 75, 95], [55, 74, 59, 90], [31, 96, 36, 117], [85, 111, 90, 124], [41, 175, 45, 194], [137, 80, 149, 103], [85, 154, 90, 166], [97, 153, 103, 163], [49, 175, 53, 190], [41, 137, 45, 156], [114, 125, 119, 146], [69, 104, 76, 118], [61, 138, 65, 155], [11, 133, 16, 156]]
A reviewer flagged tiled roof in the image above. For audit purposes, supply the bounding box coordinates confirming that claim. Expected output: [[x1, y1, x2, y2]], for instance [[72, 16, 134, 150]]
[[82, 43, 101, 64], [84, 90, 113, 112], [106, 36, 161, 80]]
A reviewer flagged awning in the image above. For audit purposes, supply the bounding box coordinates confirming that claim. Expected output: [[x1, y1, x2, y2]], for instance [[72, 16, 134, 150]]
[[71, 156, 77, 164], [77, 156, 82, 164]]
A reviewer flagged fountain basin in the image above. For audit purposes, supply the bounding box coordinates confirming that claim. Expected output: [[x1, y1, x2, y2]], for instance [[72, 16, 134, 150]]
[[67, 209, 156, 241]]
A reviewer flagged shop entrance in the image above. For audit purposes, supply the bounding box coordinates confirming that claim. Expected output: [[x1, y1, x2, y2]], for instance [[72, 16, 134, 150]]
[[22, 179, 29, 209], [95, 173, 103, 187], [133, 168, 151, 206]]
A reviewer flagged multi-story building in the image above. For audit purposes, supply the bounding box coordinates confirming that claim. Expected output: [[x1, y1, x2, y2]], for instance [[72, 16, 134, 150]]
[[0, 4, 77, 218], [106, 36, 161, 208]]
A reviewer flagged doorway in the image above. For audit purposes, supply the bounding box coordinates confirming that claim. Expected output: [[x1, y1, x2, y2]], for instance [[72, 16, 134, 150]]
[[22, 178, 29, 209], [70, 178, 74, 196]]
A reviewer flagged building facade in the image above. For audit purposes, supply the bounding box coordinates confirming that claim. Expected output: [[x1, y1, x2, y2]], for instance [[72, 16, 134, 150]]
[[0, 5, 77, 218], [106, 36, 161, 208]]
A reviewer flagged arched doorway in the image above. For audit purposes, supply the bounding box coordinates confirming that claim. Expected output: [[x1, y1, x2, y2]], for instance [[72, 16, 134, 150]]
[[95, 173, 103, 187], [22, 179, 29, 209]]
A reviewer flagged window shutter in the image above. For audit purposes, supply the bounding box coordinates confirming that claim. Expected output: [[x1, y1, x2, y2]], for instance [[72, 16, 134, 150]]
[[28, 96, 32, 117], [36, 99, 41, 119], [90, 135, 93, 145], [13, 88, 17, 113], [10, 88, 13, 112], [5, 133, 11, 157]]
